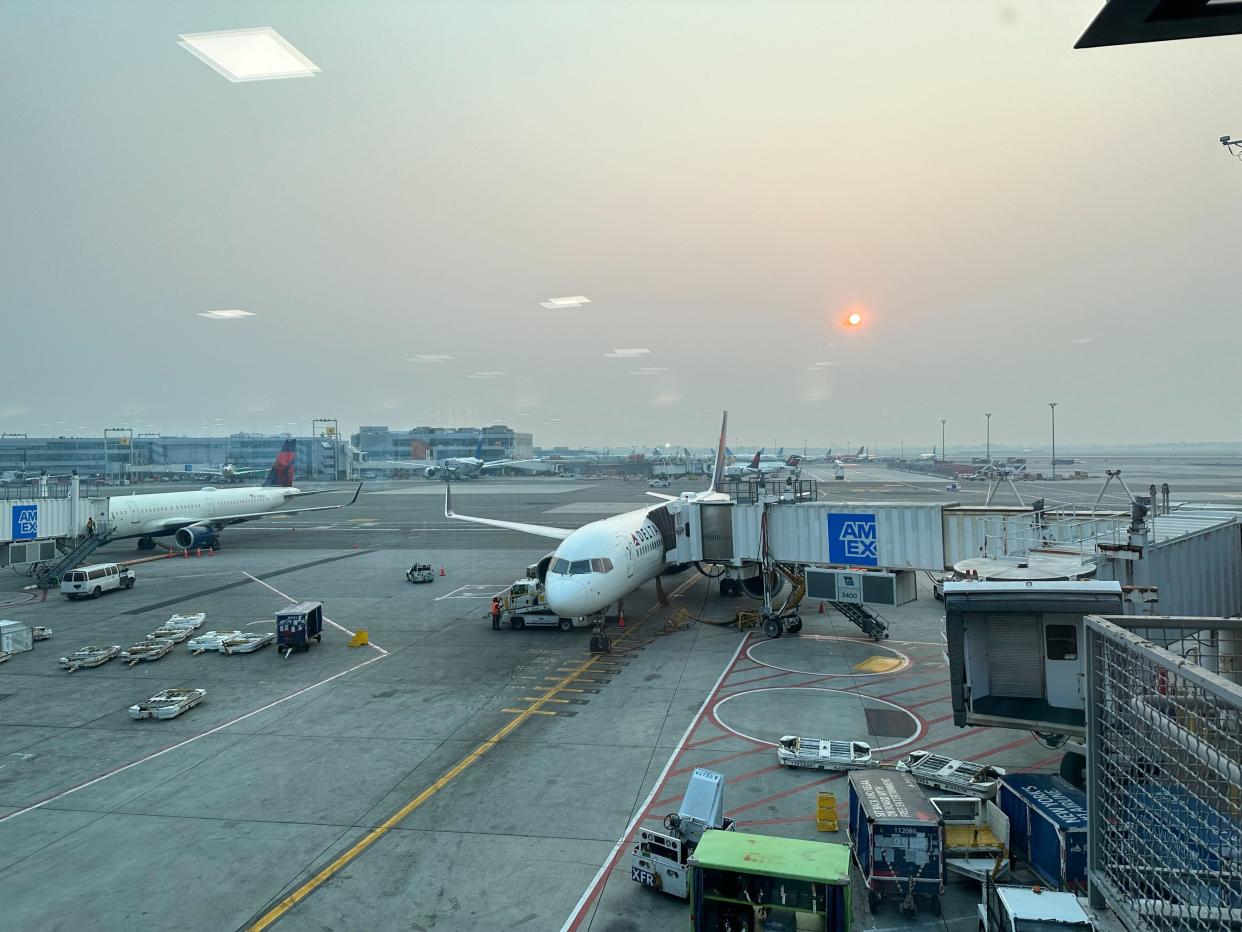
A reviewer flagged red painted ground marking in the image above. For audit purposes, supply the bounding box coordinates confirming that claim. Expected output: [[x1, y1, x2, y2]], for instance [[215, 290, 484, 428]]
[[731, 762, 785, 783], [1027, 752, 1067, 770], [670, 744, 770, 778], [730, 663, 765, 674], [907, 694, 950, 709], [728, 772, 843, 816], [926, 712, 955, 726], [683, 732, 732, 751], [720, 668, 799, 690], [736, 815, 818, 828], [869, 679, 944, 700]]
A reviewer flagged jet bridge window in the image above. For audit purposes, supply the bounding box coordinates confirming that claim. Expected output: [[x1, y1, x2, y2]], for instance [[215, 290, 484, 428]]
[[1046, 624, 1078, 661]]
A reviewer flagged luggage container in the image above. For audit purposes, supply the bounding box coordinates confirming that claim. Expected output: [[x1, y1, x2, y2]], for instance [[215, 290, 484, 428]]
[[276, 601, 324, 653], [689, 830, 852, 931], [848, 770, 944, 917], [0, 619, 34, 654], [996, 774, 1087, 893], [1121, 782, 1242, 911]]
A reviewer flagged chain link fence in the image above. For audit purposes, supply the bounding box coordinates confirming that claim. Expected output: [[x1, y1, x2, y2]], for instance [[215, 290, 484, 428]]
[[1085, 615, 1242, 931]]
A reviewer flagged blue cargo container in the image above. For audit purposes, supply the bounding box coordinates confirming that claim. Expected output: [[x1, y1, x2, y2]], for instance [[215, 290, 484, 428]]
[[276, 601, 324, 653], [997, 773, 1087, 892], [1122, 783, 1242, 910], [848, 770, 944, 917]]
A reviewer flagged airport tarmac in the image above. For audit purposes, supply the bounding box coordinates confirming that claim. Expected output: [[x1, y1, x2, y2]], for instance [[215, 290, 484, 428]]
[[0, 471, 1223, 930]]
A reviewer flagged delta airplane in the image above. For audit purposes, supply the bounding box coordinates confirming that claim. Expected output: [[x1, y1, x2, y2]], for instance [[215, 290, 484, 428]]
[[447, 412, 734, 621], [105, 441, 360, 550], [724, 449, 801, 478], [386, 439, 537, 480]]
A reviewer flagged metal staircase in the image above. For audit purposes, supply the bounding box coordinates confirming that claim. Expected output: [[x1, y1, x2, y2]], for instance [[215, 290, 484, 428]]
[[35, 525, 114, 589], [830, 601, 890, 641]]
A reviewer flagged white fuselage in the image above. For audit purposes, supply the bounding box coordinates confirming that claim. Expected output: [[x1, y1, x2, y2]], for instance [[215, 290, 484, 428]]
[[107, 486, 296, 538], [543, 507, 668, 616]]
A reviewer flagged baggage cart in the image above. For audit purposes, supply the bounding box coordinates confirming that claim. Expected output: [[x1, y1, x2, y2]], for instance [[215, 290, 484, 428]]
[[996, 774, 1087, 892], [129, 688, 206, 720], [896, 749, 1006, 799], [0, 620, 34, 654], [848, 769, 945, 917], [777, 737, 874, 772], [276, 601, 324, 653], [689, 830, 852, 931]]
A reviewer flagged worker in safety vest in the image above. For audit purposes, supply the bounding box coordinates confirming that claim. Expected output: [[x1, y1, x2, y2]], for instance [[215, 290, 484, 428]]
[[490, 597, 502, 631]]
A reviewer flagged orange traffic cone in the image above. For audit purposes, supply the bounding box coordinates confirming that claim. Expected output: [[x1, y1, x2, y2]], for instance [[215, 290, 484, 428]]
[[818, 601, 825, 614], [439, 565, 446, 577], [196, 548, 202, 557], [182, 548, 188, 559], [617, 609, 625, 628]]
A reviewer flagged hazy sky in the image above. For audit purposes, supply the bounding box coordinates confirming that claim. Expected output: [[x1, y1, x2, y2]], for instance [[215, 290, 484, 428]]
[[3, 1, 1240, 450]]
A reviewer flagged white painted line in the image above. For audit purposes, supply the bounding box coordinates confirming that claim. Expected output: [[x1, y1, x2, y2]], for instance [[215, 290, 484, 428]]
[[712, 686, 925, 752], [559, 633, 749, 932], [432, 584, 508, 602], [243, 572, 387, 656], [0, 650, 387, 825]]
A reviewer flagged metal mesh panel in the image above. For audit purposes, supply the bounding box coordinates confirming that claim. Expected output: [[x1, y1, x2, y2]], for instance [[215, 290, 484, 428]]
[[1085, 616, 1242, 932]]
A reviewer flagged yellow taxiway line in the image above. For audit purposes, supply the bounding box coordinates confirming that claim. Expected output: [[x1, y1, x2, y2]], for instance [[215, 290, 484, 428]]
[[248, 574, 701, 930]]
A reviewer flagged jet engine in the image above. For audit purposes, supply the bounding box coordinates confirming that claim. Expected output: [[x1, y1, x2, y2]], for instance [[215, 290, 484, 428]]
[[738, 564, 785, 598], [424, 466, 439, 479], [174, 525, 218, 550]]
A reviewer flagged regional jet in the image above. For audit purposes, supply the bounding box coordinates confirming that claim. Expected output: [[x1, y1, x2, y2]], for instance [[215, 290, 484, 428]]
[[447, 412, 734, 623], [104, 440, 360, 550], [385, 439, 538, 479]]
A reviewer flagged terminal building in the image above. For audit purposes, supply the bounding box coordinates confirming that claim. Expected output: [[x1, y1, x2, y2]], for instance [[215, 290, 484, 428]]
[[352, 425, 534, 464], [0, 434, 355, 482]]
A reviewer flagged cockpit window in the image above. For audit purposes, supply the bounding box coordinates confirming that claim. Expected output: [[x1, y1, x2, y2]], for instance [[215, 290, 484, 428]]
[[569, 559, 591, 575], [551, 558, 570, 574], [590, 558, 614, 573]]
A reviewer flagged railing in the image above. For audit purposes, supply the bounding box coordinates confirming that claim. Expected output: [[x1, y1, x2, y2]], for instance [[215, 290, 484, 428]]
[[1085, 615, 1242, 931], [723, 478, 818, 505]]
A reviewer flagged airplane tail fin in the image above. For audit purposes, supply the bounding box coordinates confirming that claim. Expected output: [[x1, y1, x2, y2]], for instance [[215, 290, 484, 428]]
[[749, 449, 763, 469], [263, 440, 297, 487], [857, 446, 864, 457], [708, 411, 729, 493], [474, 438, 484, 459], [786, 454, 802, 467]]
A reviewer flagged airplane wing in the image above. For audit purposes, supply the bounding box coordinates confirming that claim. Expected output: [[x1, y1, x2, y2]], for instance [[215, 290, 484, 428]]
[[646, 492, 677, 501], [478, 458, 543, 471], [444, 483, 572, 540], [158, 484, 363, 532]]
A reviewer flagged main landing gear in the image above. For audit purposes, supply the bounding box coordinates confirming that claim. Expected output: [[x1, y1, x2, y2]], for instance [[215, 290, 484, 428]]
[[137, 537, 157, 551]]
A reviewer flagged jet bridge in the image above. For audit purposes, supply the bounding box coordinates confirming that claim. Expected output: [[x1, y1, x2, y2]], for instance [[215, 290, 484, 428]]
[[0, 477, 110, 568], [665, 495, 947, 573]]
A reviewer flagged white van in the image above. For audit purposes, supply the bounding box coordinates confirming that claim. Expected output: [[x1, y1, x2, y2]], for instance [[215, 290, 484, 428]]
[[61, 563, 136, 599]]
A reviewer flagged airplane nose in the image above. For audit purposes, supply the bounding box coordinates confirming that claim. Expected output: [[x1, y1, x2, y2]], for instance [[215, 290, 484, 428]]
[[546, 577, 590, 616]]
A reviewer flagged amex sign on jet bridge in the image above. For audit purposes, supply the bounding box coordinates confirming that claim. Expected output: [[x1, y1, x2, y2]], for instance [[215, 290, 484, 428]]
[[672, 501, 947, 571]]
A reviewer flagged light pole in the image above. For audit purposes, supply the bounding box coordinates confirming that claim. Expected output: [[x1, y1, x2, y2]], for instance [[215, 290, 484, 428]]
[[1049, 402, 1058, 480], [940, 419, 947, 464], [985, 413, 992, 465]]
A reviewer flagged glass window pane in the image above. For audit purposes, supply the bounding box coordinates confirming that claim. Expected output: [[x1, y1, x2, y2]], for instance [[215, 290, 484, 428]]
[[570, 559, 590, 575]]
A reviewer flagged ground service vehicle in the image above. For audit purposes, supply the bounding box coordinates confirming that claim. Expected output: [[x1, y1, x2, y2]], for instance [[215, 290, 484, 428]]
[[648, 479, 671, 488], [501, 578, 586, 631], [406, 563, 434, 583], [979, 878, 1094, 932], [275, 601, 324, 654], [689, 830, 852, 931], [848, 770, 945, 917], [61, 563, 135, 599], [630, 768, 734, 898]]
